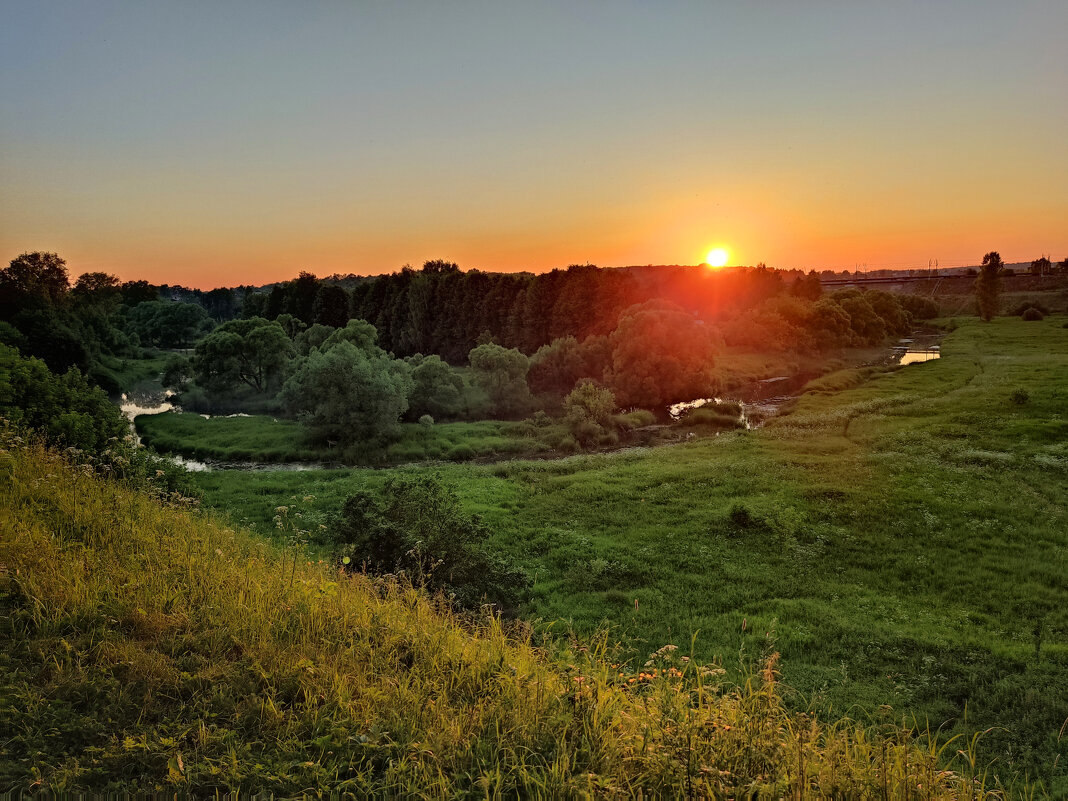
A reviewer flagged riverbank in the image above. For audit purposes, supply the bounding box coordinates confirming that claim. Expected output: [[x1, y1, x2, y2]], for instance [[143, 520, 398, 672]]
[[130, 338, 926, 470]]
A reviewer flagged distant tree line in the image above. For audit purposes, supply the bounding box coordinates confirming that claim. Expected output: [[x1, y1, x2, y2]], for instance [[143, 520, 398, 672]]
[[243, 262, 797, 362]]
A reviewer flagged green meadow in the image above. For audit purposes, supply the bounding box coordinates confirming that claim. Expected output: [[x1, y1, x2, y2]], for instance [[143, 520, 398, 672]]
[[192, 316, 1068, 791]]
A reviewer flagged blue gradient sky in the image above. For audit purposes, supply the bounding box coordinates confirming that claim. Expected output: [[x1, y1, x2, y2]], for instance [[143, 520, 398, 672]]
[[2, 1, 1065, 287]]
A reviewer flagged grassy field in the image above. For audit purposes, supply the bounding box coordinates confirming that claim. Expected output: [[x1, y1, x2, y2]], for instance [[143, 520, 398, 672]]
[[192, 316, 1068, 792], [0, 438, 997, 796]]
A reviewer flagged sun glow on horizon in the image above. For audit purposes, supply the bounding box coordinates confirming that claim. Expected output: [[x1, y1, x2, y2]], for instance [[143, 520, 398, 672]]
[[705, 248, 729, 268]]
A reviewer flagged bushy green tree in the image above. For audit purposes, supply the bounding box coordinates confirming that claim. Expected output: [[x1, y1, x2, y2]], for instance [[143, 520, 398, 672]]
[[161, 354, 193, 391], [323, 318, 381, 354], [897, 294, 939, 321], [806, 298, 854, 348], [831, 290, 887, 345], [975, 251, 1003, 322], [564, 379, 616, 428], [332, 476, 528, 608], [280, 340, 412, 444], [604, 301, 718, 409], [563, 380, 618, 447], [469, 343, 533, 418], [191, 317, 294, 393], [274, 313, 306, 339], [864, 291, 910, 337], [527, 335, 610, 397], [294, 323, 336, 355], [406, 353, 464, 420]]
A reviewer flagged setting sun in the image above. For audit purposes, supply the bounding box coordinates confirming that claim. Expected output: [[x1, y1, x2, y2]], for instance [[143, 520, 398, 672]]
[[705, 248, 729, 268]]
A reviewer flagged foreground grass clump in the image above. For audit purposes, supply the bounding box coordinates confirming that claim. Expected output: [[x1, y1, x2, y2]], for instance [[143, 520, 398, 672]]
[[0, 440, 993, 796]]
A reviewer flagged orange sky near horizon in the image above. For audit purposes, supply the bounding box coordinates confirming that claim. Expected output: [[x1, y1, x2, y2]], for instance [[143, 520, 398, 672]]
[[2, 3, 1065, 290]]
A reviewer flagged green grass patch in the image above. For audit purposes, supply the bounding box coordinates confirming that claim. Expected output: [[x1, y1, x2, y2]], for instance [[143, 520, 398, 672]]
[[137, 412, 564, 465]]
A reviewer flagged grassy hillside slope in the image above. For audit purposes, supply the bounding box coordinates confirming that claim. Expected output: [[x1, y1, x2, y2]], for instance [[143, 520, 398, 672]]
[[192, 316, 1068, 792], [0, 437, 997, 796]]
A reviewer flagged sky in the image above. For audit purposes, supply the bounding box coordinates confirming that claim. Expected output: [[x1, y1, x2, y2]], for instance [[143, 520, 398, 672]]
[[1, 2, 1066, 289]]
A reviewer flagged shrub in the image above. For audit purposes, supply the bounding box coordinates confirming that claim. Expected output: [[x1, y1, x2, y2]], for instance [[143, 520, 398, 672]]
[[1010, 389, 1030, 406], [1021, 307, 1044, 321], [570, 418, 604, 447], [598, 429, 620, 447], [727, 503, 762, 531], [527, 410, 552, 427], [623, 408, 657, 427], [557, 434, 579, 453], [446, 443, 475, 462], [1012, 300, 1050, 316], [680, 407, 744, 429], [331, 476, 528, 609], [418, 414, 435, 427]]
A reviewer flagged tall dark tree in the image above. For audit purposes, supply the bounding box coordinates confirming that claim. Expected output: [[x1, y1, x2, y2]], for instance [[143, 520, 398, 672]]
[[289, 271, 322, 324], [119, 280, 159, 306], [975, 251, 1003, 322], [314, 284, 351, 328]]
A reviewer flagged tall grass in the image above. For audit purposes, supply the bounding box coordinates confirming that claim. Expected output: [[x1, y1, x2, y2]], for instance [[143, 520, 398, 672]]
[[0, 435, 998, 796]]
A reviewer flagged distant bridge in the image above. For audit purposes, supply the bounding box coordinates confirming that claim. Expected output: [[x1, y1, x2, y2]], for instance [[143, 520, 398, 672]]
[[818, 274, 959, 287]]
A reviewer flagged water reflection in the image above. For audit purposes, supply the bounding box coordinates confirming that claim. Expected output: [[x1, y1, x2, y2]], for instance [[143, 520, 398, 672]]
[[898, 349, 941, 365], [668, 396, 790, 430], [119, 390, 177, 420]]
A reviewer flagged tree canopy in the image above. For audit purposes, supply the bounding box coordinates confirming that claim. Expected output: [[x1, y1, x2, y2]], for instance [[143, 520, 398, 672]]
[[191, 317, 294, 393]]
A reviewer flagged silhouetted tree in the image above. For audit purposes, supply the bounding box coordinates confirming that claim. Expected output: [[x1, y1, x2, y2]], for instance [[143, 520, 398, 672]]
[[314, 284, 350, 328], [1030, 256, 1051, 276], [0, 252, 69, 304], [975, 252, 1003, 322], [119, 280, 159, 306]]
